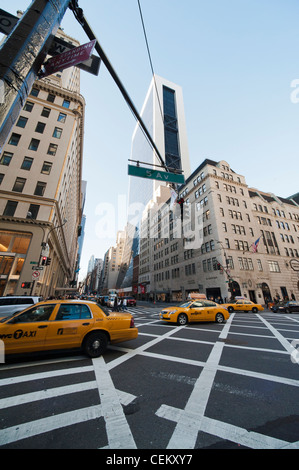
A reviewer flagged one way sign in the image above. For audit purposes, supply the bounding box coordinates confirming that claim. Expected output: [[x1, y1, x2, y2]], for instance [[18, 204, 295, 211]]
[[0, 8, 19, 35]]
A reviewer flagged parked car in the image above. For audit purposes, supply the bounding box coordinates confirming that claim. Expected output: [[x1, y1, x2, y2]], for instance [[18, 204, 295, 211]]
[[0, 299, 138, 358], [159, 299, 229, 325], [123, 296, 136, 306], [271, 301, 299, 313], [0, 296, 42, 318], [222, 299, 264, 313]]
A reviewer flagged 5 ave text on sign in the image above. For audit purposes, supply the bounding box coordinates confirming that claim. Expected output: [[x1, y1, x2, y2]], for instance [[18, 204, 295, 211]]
[[128, 164, 185, 184]]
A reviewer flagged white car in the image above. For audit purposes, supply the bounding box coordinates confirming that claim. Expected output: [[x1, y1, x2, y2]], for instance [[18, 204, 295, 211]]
[[107, 295, 117, 308], [0, 296, 42, 318]]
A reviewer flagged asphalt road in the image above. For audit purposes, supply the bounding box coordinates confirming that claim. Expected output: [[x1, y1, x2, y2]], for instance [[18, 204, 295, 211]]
[[0, 304, 298, 452]]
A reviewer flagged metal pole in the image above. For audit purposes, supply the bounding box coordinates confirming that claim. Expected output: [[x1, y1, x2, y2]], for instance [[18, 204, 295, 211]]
[[69, 1, 169, 173], [0, 0, 71, 152]]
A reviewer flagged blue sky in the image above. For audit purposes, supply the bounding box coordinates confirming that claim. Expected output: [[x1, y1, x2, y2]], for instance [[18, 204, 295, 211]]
[[2, 1, 299, 280]]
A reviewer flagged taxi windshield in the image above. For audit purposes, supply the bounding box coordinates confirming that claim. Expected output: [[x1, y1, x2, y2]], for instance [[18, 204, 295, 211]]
[[179, 301, 193, 308], [0, 311, 20, 323]]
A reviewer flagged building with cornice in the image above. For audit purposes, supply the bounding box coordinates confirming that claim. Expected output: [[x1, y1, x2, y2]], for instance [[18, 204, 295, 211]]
[[0, 28, 85, 297], [139, 159, 299, 303]]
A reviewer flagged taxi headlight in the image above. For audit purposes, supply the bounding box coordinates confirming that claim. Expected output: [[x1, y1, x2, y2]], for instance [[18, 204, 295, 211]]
[[169, 310, 177, 314]]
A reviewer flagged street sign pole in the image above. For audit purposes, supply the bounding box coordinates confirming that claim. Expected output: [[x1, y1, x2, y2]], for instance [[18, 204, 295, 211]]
[[69, 0, 173, 182], [0, 0, 71, 153]]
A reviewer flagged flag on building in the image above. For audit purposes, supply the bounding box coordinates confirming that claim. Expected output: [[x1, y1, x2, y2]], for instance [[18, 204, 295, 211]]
[[251, 236, 261, 253], [170, 189, 178, 210]]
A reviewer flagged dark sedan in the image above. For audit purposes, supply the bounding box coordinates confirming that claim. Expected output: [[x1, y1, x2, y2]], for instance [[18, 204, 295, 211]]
[[271, 301, 299, 313]]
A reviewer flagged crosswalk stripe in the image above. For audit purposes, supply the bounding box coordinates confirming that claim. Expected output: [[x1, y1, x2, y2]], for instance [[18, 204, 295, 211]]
[[0, 405, 103, 446]]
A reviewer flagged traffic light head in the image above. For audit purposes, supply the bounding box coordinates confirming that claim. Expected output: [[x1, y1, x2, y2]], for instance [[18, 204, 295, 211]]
[[41, 256, 47, 266], [46, 257, 51, 266], [21, 282, 31, 289]]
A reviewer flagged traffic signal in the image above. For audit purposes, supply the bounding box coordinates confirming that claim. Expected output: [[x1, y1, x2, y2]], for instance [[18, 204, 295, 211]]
[[41, 256, 47, 266], [21, 282, 31, 289], [46, 257, 51, 266]]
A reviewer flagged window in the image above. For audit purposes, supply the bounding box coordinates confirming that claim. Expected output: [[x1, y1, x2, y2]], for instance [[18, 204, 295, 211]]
[[47, 143, 58, 156], [268, 260, 280, 272], [41, 107, 51, 118], [62, 99, 70, 108], [8, 133, 21, 146], [0, 152, 13, 166], [9, 304, 55, 323], [0, 256, 14, 275], [27, 204, 40, 220], [16, 116, 28, 128], [30, 88, 39, 97], [28, 138, 40, 151], [56, 304, 92, 320], [34, 181, 46, 196], [11, 234, 31, 254], [47, 93, 55, 103], [24, 101, 34, 112], [21, 157, 33, 171], [35, 122, 46, 133], [0, 174, 4, 185], [3, 201, 18, 216], [12, 177, 26, 193], [53, 127, 62, 139], [58, 112, 67, 123], [41, 161, 52, 175]]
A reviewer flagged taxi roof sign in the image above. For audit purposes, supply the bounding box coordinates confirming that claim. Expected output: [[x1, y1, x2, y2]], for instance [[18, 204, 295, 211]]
[[188, 293, 207, 300]]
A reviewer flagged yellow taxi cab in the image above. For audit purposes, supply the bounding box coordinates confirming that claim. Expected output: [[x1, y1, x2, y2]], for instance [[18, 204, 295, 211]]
[[222, 298, 264, 313], [0, 300, 138, 359], [159, 299, 229, 325]]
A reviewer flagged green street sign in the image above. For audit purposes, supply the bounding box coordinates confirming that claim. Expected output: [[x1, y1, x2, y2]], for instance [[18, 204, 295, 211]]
[[128, 164, 185, 185]]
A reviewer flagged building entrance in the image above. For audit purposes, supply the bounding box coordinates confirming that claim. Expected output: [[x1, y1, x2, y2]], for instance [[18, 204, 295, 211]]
[[206, 287, 222, 302]]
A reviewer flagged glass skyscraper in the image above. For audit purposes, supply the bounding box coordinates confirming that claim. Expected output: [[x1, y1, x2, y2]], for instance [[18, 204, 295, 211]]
[[119, 75, 191, 289]]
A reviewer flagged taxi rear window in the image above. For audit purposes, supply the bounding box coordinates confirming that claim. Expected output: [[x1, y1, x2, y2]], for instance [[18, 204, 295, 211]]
[[55, 304, 92, 321]]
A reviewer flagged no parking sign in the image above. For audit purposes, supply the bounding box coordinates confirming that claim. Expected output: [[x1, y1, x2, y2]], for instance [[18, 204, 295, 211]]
[[32, 270, 41, 281]]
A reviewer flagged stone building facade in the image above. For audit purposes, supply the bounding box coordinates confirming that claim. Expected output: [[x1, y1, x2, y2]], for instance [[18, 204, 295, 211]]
[[0, 29, 85, 297], [139, 159, 299, 303]]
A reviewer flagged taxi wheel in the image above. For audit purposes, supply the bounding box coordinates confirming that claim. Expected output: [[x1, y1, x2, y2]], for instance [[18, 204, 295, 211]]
[[252, 307, 258, 313], [83, 331, 108, 358], [215, 313, 225, 323], [177, 313, 188, 326], [228, 307, 234, 313]]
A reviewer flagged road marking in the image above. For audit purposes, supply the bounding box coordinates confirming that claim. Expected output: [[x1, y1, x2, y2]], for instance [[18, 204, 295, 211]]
[[0, 365, 94, 387], [0, 405, 103, 446], [0, 311, 298, 448], [166, 314, 235, 449], [257, 314, 299, 359], [156, 404, 295, 449], [0, 381, 97, 409], [92, 357, 137, 449]]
